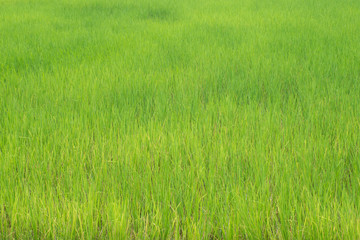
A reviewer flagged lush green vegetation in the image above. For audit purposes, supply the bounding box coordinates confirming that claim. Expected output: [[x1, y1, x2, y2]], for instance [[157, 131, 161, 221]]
[[1, 0, 360, 238]]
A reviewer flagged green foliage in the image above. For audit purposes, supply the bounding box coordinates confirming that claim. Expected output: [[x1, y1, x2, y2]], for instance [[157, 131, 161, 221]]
[[1, 0, 360, 238]]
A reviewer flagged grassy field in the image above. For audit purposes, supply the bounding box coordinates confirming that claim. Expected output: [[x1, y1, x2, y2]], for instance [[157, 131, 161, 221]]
[[1, 0, 360, 239]]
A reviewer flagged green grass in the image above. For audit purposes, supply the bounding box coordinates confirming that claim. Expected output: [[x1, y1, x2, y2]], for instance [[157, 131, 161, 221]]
[[1, 0, 360, 239]]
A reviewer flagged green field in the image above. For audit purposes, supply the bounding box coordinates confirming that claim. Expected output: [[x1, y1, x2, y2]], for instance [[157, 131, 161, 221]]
[[1, 0, 360, 239]]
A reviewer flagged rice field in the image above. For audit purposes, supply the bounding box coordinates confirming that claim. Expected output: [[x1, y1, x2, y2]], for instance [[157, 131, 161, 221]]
[[1, 0, 360, 239]]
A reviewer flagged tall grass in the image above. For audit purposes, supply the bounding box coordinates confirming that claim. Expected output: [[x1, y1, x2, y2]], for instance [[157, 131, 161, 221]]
[[1, 0, 360, 238]]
